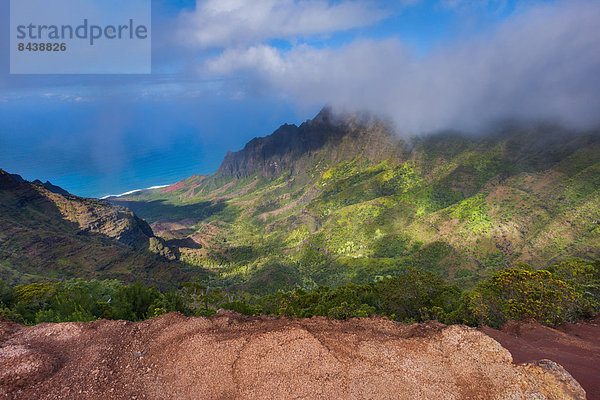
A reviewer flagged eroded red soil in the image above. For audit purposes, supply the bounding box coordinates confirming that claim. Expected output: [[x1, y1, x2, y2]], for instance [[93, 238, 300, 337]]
[[482, 315, 600, 400], [0, 312, 587, 400]]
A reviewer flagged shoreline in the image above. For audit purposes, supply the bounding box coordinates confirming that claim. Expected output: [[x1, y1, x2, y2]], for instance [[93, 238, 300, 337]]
[[100, 184, 169, 200]]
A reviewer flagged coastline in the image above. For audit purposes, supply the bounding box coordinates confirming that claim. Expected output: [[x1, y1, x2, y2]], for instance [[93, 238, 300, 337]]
[[100, 184, 169, 200]]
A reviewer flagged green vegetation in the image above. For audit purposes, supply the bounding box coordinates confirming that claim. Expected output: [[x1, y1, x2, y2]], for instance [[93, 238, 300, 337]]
[[102, 124, 600, 294], [0, 169, 197, 288], [2, 258, 598, 328], [3, 117, 600, 307]]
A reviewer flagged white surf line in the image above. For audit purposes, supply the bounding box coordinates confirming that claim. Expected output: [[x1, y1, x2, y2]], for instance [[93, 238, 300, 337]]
[[100, 185, 170, 200]]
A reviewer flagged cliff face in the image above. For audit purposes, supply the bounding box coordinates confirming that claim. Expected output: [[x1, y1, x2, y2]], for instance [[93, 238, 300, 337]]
[[0, 312, 586, 399], [44, 188, 155, 250], [113, 111, 600, 293], [0, 170, 183, 286], [216, 108, 404, 179], [0, 169, 154, 249]]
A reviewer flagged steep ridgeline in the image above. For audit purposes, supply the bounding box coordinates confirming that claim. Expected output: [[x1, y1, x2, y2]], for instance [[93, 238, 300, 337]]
[[32, 179, 70, 196], [217, 109, 404, 179], [0, 170, 187, 287], [111, 109, 600, 294]]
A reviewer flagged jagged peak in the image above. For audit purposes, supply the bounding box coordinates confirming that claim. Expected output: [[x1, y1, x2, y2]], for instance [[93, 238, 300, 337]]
[[1, 172, 71, 196], [214, 109, 401, 180], [310, 106, 334, 125]]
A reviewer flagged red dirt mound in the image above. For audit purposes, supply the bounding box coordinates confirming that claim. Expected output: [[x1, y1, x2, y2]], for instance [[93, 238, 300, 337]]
[[481, 315, 600, 400], [1, 312, 586, 400]]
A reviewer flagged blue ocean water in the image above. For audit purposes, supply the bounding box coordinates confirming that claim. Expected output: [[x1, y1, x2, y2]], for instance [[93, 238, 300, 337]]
[[0, 96, 311, 198]]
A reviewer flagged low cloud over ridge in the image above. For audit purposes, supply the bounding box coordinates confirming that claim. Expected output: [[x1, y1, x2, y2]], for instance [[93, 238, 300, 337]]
[[199, 0, 600, 133]]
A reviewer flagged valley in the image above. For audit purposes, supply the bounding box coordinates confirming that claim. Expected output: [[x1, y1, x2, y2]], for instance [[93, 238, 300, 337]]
[[108, 109, 600, 294]]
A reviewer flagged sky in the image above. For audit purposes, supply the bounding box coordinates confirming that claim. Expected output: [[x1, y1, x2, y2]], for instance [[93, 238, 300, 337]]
[[0, 0, 599, 198]]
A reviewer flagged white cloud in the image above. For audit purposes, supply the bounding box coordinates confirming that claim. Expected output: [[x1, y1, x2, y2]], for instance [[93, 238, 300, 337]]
[[204, 0, 600, 133], [178, 0, 389, 48], [439, 0, 508, 10]]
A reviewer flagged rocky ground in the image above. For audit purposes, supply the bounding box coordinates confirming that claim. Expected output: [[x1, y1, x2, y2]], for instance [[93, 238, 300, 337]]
[[0, 312, 588, 399]]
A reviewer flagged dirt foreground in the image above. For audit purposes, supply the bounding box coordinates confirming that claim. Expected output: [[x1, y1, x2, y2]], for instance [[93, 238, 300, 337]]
[[1, 312, 586, 399], [482, 315, 600, 400]]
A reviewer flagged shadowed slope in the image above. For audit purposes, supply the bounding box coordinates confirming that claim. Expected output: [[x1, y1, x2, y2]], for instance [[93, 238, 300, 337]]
[[0, 170, 193, 287], [109, 111, 600, 293]]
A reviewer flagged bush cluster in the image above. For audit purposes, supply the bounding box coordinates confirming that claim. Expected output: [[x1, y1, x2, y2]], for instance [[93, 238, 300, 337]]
[[1, 259, 598, 328]]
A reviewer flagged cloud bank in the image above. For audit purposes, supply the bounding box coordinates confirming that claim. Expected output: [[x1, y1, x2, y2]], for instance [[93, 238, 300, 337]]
[[178, 0, 389, 48], [2, 0, 599, 196], [193, 0, 600, 133]]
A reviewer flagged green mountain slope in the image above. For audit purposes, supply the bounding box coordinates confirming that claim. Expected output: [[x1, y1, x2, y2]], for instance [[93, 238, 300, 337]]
[[110, 110, 600, 293], [0, 170, 195, 287]]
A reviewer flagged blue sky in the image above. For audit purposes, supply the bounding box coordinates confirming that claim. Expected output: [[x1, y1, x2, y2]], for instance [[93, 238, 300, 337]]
[[0, 0, 598, 197]]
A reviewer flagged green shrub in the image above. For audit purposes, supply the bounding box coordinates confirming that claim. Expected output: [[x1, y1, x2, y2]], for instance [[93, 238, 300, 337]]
[[1, 258, 597, 329], [463, 268, 581, 327], [371, 234, 410, 258], [222, 301, 263, 316], [376, 270, 460, 323], [111, 282, 161, 321]]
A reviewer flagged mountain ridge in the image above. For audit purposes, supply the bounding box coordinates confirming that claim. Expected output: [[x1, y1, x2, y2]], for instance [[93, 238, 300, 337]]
[[0, 170, 191, 287], [109, 111, 600, 293], [215, 108, 404, 180]]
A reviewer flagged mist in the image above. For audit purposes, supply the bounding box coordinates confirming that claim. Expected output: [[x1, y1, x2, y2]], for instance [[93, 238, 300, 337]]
[[1, 0, 599, 196], [200, 0, 600, 134]]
